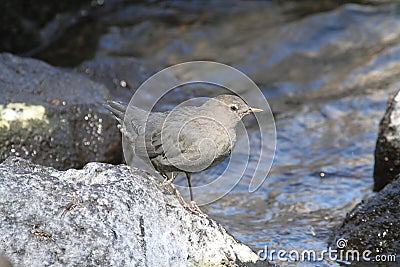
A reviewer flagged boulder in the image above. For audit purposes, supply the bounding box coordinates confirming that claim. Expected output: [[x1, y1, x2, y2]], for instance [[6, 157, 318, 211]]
[[0, 0, 91, 54], [373, 89, 400, 191], [329, 177, 400, 264], [0, 157, 261, 266], [76, 55, 153, 102], [0, 53, 121, 170]]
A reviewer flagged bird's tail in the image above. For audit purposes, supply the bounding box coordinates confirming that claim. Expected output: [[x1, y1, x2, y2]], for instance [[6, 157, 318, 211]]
[[105, 100, 126, 124], [105, 100, 151, 137]]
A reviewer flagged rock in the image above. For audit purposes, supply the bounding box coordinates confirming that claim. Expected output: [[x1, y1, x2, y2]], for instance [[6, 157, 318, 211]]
[[373, 89, 400, 191], [0, 53, 121, 170], [329, 177, 400, 263], [0, 157, 261, 266], [76, 55, 153, 102], [0, 0, 91, 54]]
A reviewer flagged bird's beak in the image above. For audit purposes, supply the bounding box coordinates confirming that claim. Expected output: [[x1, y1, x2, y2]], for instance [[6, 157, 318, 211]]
[[247, 107, 263, 114]]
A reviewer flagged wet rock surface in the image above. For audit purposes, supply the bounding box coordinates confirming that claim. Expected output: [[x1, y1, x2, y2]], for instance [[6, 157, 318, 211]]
[[0, 53, 121, 170], [329, 177, 400, 264], [0, 157, 262, 266], [373, 90, 400, 191]]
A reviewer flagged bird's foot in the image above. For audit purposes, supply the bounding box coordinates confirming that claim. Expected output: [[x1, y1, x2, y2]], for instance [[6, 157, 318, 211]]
[[163, 182, 207, 218], [185, 201, 207, 218], [162, 172, 177, 186], [162, 178, 173, 186], [162, 180, 170, 187], [163, 181, 187, 207]]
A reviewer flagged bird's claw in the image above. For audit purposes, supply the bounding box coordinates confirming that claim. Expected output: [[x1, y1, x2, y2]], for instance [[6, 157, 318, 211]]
[[162, 172, 177, 186], [162, 179, 173, 187], [162, 176, 207, 218], [185, 201, 207, 218]]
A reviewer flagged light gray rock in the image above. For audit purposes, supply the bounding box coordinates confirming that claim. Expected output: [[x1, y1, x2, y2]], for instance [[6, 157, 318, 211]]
[[0, 157, 260, 266]]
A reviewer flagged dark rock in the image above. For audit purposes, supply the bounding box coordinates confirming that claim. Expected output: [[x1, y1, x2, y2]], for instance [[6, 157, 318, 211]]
[[329, 178, 400, 264], [0, 157, 260, 266], [76, 55, 154, 102], [0, 0, 91, 54], [373, 90, 400, 191], [0, 53, 121, 170]]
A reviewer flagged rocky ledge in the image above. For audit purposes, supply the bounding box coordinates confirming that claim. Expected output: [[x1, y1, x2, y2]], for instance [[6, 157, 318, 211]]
[[0, 157, 262, 266], [329, 177, 400, 265]]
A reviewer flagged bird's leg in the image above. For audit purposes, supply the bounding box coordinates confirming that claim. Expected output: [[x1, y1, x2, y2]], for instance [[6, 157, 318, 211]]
[[185, 173, 206, 216], [166, 183, 188, 208], [186, 172, 194, 202], [162, 172, 177, 185], [162, 172, 188, 208], [186, 201, 206, 217], [160, 172, 169, 181], [162, 172, 206, 217]]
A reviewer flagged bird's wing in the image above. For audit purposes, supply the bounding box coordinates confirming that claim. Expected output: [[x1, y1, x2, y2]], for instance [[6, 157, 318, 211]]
[[105, 100, 166, 159], [106, 102, 231, 172], [134, 111, 168, 159], [151, 107, 225, 171]]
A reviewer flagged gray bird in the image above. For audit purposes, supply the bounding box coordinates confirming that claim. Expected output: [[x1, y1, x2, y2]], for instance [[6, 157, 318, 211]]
[[105, 94, 262, 214]]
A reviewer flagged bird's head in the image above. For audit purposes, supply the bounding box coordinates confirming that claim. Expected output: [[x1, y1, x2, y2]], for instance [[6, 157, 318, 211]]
[[202, 94, 263, 125]]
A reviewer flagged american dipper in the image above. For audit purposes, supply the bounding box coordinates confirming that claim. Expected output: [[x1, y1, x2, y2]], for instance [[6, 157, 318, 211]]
[[106, 95, 262, 214]]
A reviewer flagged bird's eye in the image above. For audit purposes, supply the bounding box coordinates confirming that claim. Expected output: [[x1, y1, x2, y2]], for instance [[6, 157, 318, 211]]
[[230, 105, 238, 111]]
